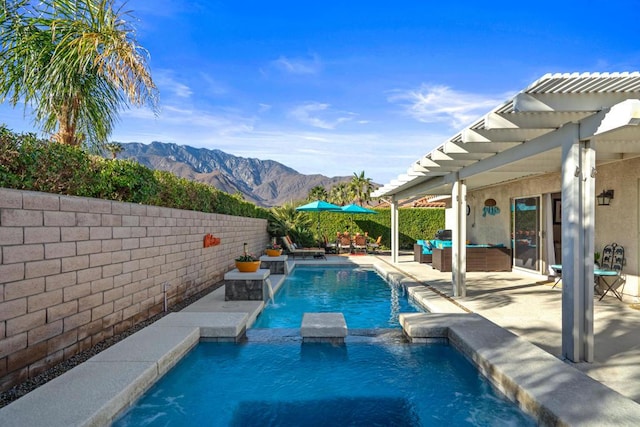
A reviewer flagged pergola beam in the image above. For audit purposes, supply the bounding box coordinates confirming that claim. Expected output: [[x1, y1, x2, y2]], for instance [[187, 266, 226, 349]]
[[514, 92, 635, 113], [456, 123, 574, 180]]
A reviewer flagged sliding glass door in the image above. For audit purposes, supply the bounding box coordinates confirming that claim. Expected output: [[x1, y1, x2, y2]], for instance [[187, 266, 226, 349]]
[[513, 196, 540, 271]]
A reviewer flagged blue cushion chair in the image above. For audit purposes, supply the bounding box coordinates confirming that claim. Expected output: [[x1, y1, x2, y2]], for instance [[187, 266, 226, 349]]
[[413, 240, 433, 263]]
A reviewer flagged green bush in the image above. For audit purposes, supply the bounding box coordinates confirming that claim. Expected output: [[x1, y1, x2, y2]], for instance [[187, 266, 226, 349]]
[[0, 128, 97, 195], [311, 208, 445, 250], [92, 158, 159, 202], [0, 126, 268, 219]]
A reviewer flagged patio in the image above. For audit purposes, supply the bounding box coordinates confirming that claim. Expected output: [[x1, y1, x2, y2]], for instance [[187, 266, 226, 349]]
[[363, 253, 640, 404], [372, 73, 640, 365]]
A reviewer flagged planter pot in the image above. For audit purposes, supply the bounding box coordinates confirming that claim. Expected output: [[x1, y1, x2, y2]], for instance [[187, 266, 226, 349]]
[[235, 261, 260, 272], [265, 249, 283, 257]]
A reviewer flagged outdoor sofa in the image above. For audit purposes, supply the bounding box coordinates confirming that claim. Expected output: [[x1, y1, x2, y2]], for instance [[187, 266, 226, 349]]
[[431, 242, 511, 272]]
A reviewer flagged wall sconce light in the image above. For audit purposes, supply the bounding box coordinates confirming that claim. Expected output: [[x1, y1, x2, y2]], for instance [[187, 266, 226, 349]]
[[596, 189, 614, 206]]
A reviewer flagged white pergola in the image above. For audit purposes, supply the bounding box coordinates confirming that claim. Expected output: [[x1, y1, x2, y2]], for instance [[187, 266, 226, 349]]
[[373, 72, 640, 362]]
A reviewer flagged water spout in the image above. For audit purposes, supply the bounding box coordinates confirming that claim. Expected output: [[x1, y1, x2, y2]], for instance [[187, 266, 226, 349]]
[[264, 277, 274, 303]]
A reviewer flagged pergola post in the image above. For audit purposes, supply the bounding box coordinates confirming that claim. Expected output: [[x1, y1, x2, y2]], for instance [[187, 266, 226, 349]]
[[452, 178, 467, 297], [561, 123, 595, 362], [390, 197, 399, 264]]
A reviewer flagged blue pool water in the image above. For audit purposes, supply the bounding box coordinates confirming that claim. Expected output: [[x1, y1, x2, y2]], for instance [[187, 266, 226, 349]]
[[254, 266, 421, 328], [114, 339, 535, 426]]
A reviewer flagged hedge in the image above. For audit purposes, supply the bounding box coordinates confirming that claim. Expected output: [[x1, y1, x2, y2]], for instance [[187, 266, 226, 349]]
[[0, 127, 268, 219], [307, 208, 445, 250]]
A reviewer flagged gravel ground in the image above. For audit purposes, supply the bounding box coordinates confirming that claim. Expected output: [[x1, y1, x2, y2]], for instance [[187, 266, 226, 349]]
[[0, 282, 223, 409]]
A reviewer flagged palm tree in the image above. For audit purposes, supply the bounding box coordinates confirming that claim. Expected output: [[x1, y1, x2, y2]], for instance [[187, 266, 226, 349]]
[[0, 0, 157, 149], [307, 185, 328, 201], [349, 171, 374, 206], [267, 203, 313, 240], [104, 142, 123, 159], [329, 182, 351, 206]]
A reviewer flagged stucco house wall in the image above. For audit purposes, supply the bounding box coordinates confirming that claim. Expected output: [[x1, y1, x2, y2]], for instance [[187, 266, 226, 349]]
[[0, 188, 269, 392], [463, 157, 639, 299]]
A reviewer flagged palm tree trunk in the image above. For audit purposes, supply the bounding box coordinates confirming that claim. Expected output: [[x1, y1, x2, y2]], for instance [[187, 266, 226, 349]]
[[54, 99, 80, 146]]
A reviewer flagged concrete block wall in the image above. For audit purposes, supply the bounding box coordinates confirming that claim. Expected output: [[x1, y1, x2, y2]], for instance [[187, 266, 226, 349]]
[[0, 188, 269, 392]]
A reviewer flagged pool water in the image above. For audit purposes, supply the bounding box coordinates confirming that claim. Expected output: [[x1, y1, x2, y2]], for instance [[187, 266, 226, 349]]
[[113, 339, 535, 426], [254, 266, 422, 328]]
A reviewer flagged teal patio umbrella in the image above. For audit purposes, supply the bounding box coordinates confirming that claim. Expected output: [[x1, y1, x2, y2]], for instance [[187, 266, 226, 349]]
[[296, 200, 343, 240], [340, 203, 377, 232]]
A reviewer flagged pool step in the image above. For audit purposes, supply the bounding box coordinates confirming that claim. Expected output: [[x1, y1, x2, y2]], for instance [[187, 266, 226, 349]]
[[301, 313, 347, 343]]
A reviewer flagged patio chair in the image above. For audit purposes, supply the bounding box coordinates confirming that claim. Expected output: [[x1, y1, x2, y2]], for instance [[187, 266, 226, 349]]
[[353, 233, 367, 254], [323, 234, 337, 254], [596, 243, 625, 301], [600, 243, 615, 269], [367, 235, 382, 254], [338, 233, 352, 254], [281, 236, 326, 259]]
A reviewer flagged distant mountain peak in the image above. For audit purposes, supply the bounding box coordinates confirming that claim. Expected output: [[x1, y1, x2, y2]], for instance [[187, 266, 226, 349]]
[[119, 141, 351, 207]]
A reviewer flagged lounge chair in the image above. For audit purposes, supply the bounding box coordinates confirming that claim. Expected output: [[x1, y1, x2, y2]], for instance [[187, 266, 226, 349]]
[[338, 233, 352, 254], [282, 236, 326, 259], [367, 235, 382, 254], [323, 234, 337, 254], [353, 233, 367, 254]]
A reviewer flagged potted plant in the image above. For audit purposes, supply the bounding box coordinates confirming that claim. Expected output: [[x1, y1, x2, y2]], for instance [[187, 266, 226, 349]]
[[265, 241, 283, 257], [235, 243, 260, 272]]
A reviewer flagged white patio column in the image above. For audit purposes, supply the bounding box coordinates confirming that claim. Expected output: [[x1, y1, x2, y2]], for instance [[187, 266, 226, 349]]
[[390, 197, 399, 264], [561, 123, 595, 363], [451, 178, 467, 297]]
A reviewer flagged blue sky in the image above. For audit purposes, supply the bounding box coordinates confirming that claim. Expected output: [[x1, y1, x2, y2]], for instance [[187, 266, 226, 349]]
[[2, 1, 640, 185]]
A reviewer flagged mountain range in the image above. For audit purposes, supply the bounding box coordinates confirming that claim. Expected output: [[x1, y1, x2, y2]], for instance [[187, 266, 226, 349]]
[[118, 141, 352, 207]]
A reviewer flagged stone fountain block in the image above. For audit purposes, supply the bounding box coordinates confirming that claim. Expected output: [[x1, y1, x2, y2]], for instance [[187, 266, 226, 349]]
[[259, 254, 289, 274], [224, 269, 271, 301]]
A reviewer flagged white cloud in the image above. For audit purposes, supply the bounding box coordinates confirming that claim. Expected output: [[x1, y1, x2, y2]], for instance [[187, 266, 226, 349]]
[[199, 73, 229, 96], [388, 84, 508, 129], [289, 102, 355, 129], [154, 70, 193, 99], [120, 106, 157, 119], [271, 54, 322, 75], [258, 103, 272, 113]]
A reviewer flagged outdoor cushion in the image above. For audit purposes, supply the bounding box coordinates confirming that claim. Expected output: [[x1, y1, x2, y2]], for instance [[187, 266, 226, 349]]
[[416, 240, 433, 254], [433, 240, 452, 249]]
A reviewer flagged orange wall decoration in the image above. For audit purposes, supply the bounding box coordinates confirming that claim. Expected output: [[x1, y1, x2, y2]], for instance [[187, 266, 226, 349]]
[[203, 234, 221, 248]]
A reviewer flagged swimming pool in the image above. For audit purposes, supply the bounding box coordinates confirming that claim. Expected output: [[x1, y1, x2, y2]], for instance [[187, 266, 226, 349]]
[[113, 335, 535, 426], [254, 266, 422, 328]]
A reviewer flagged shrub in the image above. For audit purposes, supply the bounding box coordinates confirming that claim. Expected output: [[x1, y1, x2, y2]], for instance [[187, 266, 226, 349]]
[[0, 128, 97, 195], [0, 126, 268, 219], [92, 158, 159, 202], [312, 208, 445, 250]]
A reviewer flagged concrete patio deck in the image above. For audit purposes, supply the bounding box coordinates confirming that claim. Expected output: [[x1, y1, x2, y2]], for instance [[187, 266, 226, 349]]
[[365, 253, 640, 404]]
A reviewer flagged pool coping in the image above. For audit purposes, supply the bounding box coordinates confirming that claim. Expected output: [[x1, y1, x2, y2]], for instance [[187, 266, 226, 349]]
[[400, 312, 640, 426], [2, 259, 640, 426]]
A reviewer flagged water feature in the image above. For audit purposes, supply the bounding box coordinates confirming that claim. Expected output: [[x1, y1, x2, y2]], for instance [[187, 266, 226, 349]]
[[254, 266, 421, 328], [264, 276, 274, 303], [113, 333, 535, 426]]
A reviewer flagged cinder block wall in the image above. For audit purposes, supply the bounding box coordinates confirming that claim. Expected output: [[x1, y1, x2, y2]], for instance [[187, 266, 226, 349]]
[[0, 188, 269, 392]]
